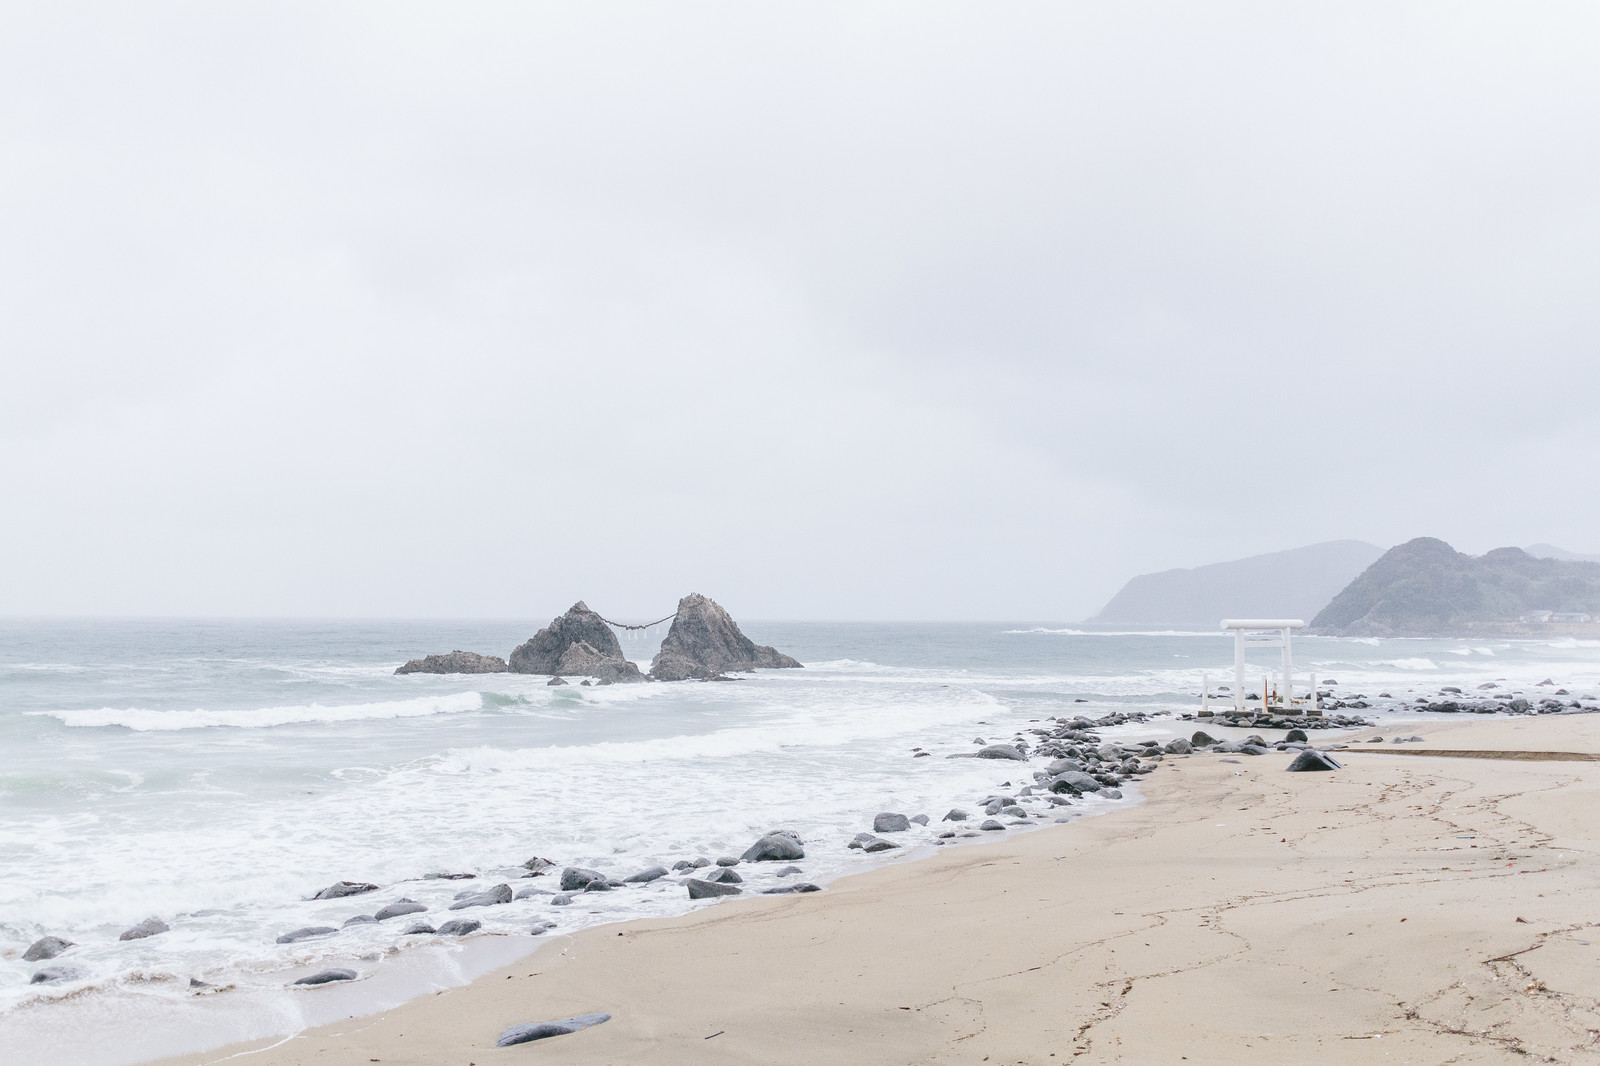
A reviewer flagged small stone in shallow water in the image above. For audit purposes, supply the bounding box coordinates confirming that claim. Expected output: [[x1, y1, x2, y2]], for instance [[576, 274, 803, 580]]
[[496, 1013, 612, 1046], [690, 857, 711, 868], [294, 968, 357, 985], [514, 885, 551, 900], [374, 900, 427, 921], [560, 867, 606, 892], [910, 814, 930, 825], [623, 866, 669, 884], [700, 867, 742, 884], [550, 894, 573, 906], [671, 860, 696, 872], [715, 856, 740, 867], [435, 918, 481, 936], [687, 879, 741, 899], [311, 881, 379, 900], [873, 813, 911, 833], [343, 915, 377, 926], [976, 744, 1027, 761], [31, 966, 85, 984], [23, 937, 73, 962], [120, 917, 170, 941], [276, 926, 338, 944], [449, 884, 513, 909], [979, 819, 1005, 831], [530, 920, 557, 935], [762, 883, 821, 894], [774, 865, 802, 876], [403, 923, 436, 935], [943, 809, 968, 821]]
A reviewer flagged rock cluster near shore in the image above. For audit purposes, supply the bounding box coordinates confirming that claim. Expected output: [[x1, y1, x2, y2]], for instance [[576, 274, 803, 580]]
[[393, 595, 801, 681]]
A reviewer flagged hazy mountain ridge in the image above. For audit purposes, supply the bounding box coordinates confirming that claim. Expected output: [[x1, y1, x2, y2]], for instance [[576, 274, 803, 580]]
[[1311, 537, 1600, 636], [1091, 540, 1384, 627]]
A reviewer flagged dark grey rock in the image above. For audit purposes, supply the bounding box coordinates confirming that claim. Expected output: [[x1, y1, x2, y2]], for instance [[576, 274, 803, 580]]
[[762, 883, 822, 894], [977, 744, 1027, 761], [395, 650, 507, 675], [343, 915, 377, 926], [23, 936, 73, 962], [943, 809, 968, 821], [687, 878, 742, 899], [435, 918, 481, 936], [509, 602, 629, 674], [522, 856, 557, 875], [547, 676, 568, 686], [403, 922, 436, 934], [999, 805, 1026, 818], [850, 833, 900, 853], [1164, 738, 1192, 755], [1048, 771, 1101, 794], [450, 884, 512, 910], [671, 860, 696, 871], [1190, 731, 1218, 746], [741, 830, 805, 862], [873, 813, 911, 833], [623, 866, 669, 884], [554, 641, 646, 683], [647, 594, 802, 680], [560, 867, 606, 892], [775, 865, 803, 876], [374, 899, 427, 921], [496, 1013, 612, 1046], [979, 819, 1005, 831], [700, 867, 742, 884], [30, 966, 84, 984], [1285, 728, 1309, 743], [690, 857, 711, 868], [583, 880, 612, 892], [119, 917, 169, 941], [910, 814, 930, 825], [311, 880, 379, 900], [275, 926, 338, 944], [294, 968, 357, 985], [715, 856, 740, 867], [530, 920, 557, 935], [550, 894, 573, 906], [1286, 749, 1342, 772]]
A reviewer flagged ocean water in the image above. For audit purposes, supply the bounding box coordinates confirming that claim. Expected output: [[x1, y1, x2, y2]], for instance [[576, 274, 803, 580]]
[[2, 619, 1597, 1064]]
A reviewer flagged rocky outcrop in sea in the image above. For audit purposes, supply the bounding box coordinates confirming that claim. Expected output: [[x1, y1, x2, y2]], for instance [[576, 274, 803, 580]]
[[649, 594, 802, 680], [509, 601, 645, 682], [394, 650, 508, 675]]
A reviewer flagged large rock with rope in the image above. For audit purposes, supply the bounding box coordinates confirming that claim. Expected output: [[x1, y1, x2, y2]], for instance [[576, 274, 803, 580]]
[[509, 602, 643, 680], [648, 594, 802, 681]]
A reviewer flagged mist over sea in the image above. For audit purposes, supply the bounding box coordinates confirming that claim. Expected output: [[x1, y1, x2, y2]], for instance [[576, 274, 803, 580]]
[[2, 619, 1597, 1063]]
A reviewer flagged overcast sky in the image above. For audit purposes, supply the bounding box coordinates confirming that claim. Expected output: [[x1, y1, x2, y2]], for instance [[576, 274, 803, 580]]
[[3, 3, 1597, 620]]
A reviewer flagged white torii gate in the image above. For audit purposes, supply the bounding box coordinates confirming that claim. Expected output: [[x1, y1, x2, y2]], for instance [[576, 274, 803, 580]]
[[1201, 619, 1319, 716]]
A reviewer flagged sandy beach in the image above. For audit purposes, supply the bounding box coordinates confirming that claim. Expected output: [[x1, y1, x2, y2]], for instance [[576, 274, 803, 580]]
[[152, 714, 1600, 1066]]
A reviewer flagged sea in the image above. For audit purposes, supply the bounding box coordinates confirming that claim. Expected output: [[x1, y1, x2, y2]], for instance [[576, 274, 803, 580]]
[[2, 618, 1597, 1064]]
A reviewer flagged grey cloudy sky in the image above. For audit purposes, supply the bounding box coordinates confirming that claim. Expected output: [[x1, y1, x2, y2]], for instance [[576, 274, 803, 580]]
[[3, 2, 1597, 620]]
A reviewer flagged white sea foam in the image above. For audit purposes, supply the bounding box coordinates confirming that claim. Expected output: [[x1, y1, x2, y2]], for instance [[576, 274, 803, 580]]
[[1387, 658, 1439, 671], [1004, 628, 1221, 637], [36, 692, 486, 731]]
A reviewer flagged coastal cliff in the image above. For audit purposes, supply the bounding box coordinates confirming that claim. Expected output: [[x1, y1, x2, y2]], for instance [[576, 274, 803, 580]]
[[1311, 537, 1600, 636]]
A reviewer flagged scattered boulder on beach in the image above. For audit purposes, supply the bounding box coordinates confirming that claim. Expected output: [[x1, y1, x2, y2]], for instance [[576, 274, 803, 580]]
[[374, 900, 427, 921], [403, 922, 437, 934], [583, 880, 613, 892], [943, 809, 969, 821], [1164, 738, 1192, 755], [648, 594, 802, 680], [1285, 728, 1309, 743], [449, 884, 512, 909], [848, 833, 900, 853], [560, 867, 607, 892], [774, 865, 803, 876], [522, 856, 557, 875], [715, 856, 740, 867], [23, 936, 73, 962], [700, 867, 742, 884], [1047, 771, 1101, 795], [343, 915, 377, 926], [119, 917, 169, 941], [497, 1013, 612, 1047], [276, 926, 338, 944], [910, 814, 930, 825], [873, 813, 911, 833], [395, 651, 507, 675], [311, 880, 379, 900], [30, 966, 84, 984], [550, 894, 573, 906], [623, 866, 669, 884], [671, 860, 696, 872], [979, 819, 1005, 831], [740, 830, 806, 862], [530, 920, 557, 935], [509, 602, 643, 682], [435, 918, 481, 936], [977, 744, 1027, 761], [687, 878, 742, 899], [1286, 750, 1343, 772], [294, 968, 357, 985], [1190, 731, 1218, 746], [762, 883, 822, 894]]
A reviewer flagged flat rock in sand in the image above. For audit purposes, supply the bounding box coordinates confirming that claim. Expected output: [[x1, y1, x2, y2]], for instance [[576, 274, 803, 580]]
[[497, 1013, 612, 1046]]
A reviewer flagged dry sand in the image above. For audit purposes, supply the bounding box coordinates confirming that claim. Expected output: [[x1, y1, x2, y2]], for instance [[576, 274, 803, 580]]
[[155, 714, 1600, 1065]]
